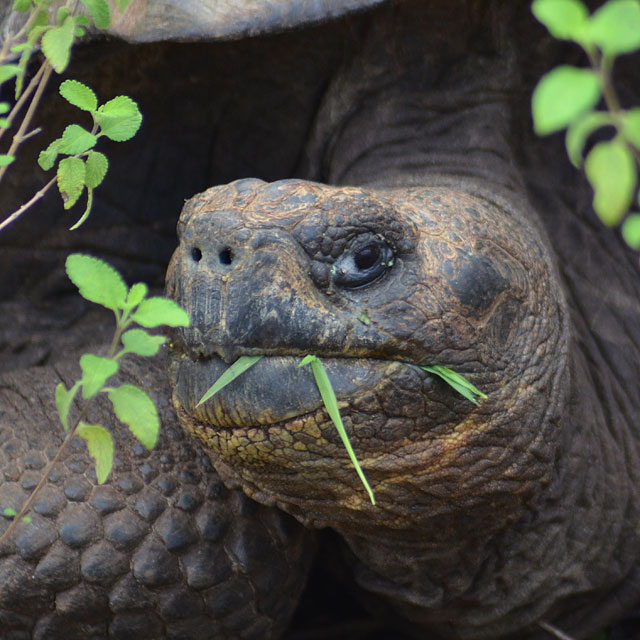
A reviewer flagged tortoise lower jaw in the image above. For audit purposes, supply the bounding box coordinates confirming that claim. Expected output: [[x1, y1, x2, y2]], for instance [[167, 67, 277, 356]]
[[170, 353, 390, 429]]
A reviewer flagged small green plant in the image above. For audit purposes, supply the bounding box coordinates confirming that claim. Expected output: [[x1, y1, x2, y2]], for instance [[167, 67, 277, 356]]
[[37, 80, 142, 228], [531, 0, 640, 248], [0, 254, 189, 542], [0, 0, 137, 232], [197, 354, 487, 506]]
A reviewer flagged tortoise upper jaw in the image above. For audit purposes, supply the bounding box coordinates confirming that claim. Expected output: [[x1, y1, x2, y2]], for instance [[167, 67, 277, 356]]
[[171, 352, 392, 429]]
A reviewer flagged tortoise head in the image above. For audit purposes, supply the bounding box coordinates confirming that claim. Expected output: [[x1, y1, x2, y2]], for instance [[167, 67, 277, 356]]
[[166, 178, 569, 539]]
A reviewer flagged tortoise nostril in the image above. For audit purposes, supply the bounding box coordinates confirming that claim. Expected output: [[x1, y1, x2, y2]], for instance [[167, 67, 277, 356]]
[[219, 247, 233, 265], [191, 247, 202, 262]]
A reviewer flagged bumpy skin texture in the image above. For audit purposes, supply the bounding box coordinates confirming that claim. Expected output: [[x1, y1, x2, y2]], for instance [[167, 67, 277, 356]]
[[168, 179, 567, 536], [166, 178, 581, 639], [0, 353, 314, 639], [1, 0, 640, 638]]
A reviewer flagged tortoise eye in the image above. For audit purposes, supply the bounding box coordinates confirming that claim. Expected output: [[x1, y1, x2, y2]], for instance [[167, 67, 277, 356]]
[[354, 244, 380, 271], [333, 237, 393, 289]]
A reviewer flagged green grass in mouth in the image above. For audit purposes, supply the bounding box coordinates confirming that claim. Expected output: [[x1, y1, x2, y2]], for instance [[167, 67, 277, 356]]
[[196, 355, 487, 505]]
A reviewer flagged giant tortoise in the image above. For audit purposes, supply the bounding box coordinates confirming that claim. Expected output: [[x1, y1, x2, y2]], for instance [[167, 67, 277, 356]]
[[1, 1, 640, 639]]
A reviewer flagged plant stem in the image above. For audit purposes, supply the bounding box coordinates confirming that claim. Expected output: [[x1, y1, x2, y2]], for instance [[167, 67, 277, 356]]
[[0, 61, 47, 144], [0, 60, 53, 186], [0, 174, 56, 232], [0, 6, 41, 66], [538, 621, 576, 640], [596, 55, 640, 167], [0, 400, 91, 546]]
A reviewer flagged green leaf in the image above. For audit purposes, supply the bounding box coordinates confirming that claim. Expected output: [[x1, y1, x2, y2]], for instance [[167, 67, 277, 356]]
[[532, 66, 601, 135], [59, 79, 98, 112], [65, 253, 128, 311], [96, 96, 142, 141], [55, 381, 80, 431], [117, 0, 131, 10], [131, 297, 190, 328], [56, 6, 70, 25], [38, 139, 61, 171], [2, 507, 17, 516], [80, 0, 111, 29], [69, 187, 93, 230], [588, 0, 640, 56], [621, 108, 640, 150], [299, 355, 375, 505], [0, 155, 14, 166], [108, 384, 159, 449], [0, 118, 9, 128], [121, 328, 166, 356], [531, 0, 589, 41], [125, 282, 148, 308], [27, 24, 50, 48], [622, 213, 640, 248], [420, 365, 487, 405], [585, 139, 637, 225], [41, 15, 75, 73], [29, 8, 49, 33], [84, 150, 108, 189], [13, 0, 31, 11], [76, 15, 90, 27], [77, 422, 114, 484], [0, 103, 9, 114], [565, 111, 613, 167], [14, 43, 34, 99], [197, 355, 263, 406], [80, 353, 119, 399], [57, 156, 86, 209], [358, 311, 370, 325], [59, 124, 98, 154], [85, 151, 109, 189], [0, 64, 20, 84]]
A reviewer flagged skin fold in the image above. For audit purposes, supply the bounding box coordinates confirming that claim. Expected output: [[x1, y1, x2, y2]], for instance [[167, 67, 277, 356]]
[[1, 1, 640, 638]]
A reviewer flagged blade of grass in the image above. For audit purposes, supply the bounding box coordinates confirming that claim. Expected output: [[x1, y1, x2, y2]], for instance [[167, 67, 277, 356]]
[[299, 355, 376, 505], [420, 365, 487, 405], [197, 355, 262, 406]]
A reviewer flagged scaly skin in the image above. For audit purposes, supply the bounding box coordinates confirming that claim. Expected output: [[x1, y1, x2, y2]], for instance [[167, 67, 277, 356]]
[[0, 351, 314, 639], [1, 1, 640, 638], [163, 177, 638, 639]]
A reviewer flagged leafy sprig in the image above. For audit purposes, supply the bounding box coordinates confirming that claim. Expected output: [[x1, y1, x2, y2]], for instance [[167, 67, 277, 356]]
[[196, 355, 487, 506], [0, 253, 189, 542], [0, 0, 137, 233], [38, 81, 140, 228], [531, 0, 640, 248]]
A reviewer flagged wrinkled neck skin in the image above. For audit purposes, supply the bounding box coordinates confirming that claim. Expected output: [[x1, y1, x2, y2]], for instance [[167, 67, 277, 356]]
[[294, 3, 640, 639], [167, 2, 640, 638]]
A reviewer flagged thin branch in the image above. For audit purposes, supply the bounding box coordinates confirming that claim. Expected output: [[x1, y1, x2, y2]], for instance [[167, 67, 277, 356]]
[[596, 57, 640, 167], [0, 60, 52, 186], [0, 174, 56, 232], [538, 621, 577, 640], [0, 60, 47, 144], [0, 2, 50, 64]]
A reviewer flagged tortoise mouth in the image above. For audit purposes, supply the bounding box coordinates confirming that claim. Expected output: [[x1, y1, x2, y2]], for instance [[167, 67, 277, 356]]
[[170, 352, 393, 429]]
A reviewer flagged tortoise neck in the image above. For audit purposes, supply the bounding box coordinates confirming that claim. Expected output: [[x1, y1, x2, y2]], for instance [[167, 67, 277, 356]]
[[336, 344, 640, 639]]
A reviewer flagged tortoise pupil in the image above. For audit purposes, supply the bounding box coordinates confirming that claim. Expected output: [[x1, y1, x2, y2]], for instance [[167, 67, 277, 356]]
[[354, 244, 380, 271]]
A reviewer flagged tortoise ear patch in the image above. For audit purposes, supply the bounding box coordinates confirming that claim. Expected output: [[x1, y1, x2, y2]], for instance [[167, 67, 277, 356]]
[[445, 251, 508, 312]]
